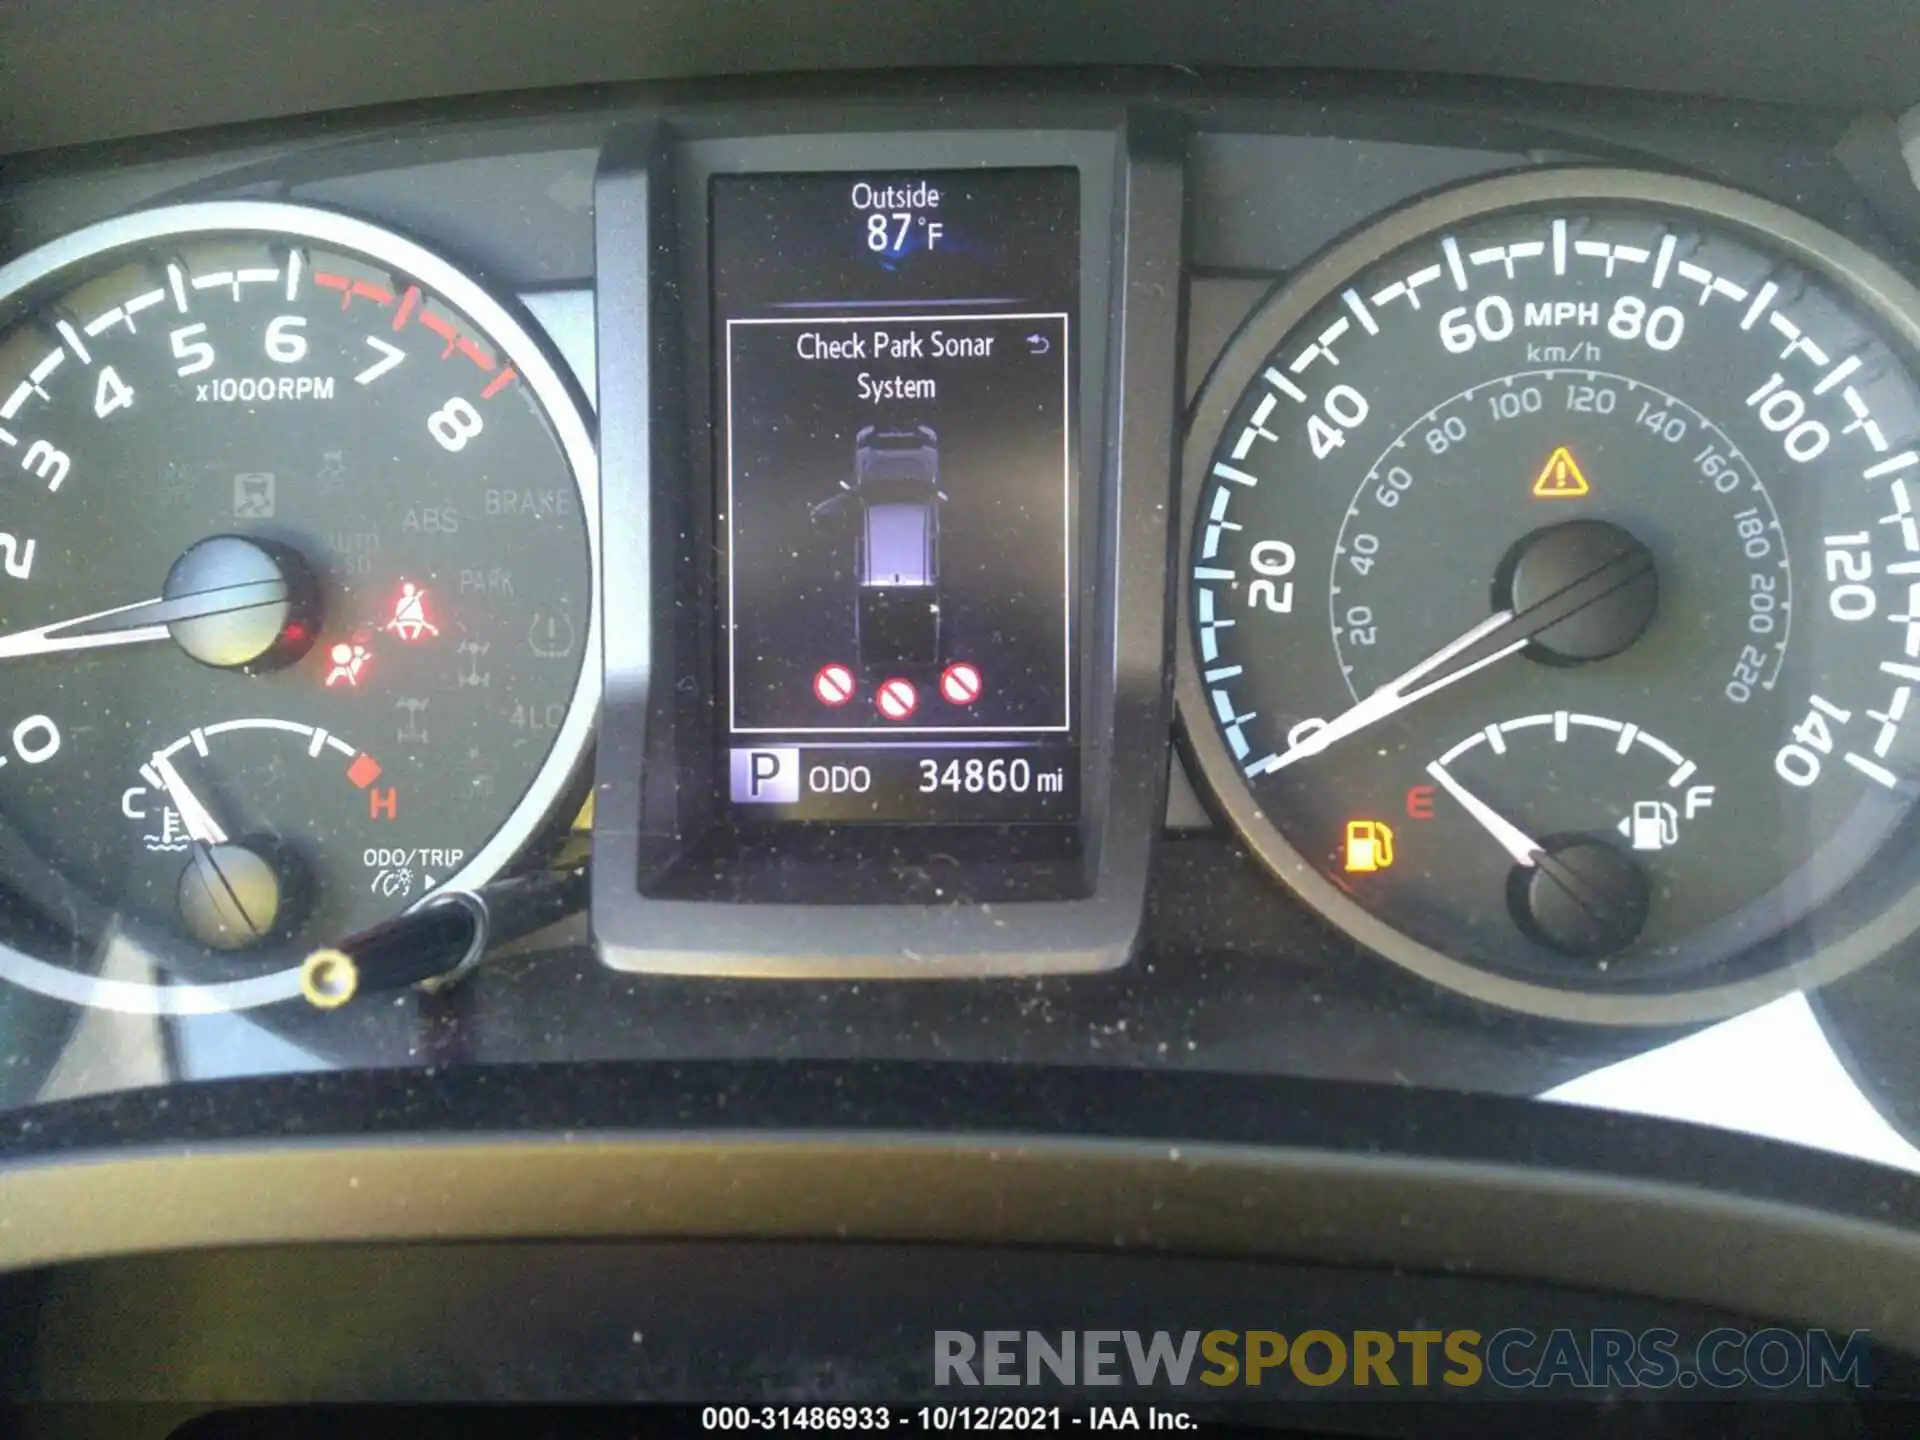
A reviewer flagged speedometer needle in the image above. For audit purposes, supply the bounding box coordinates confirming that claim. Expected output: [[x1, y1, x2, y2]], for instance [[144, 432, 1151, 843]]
[[0, 578, 289, 661], [1262, 533, 1655, 773], [1426, 761, 1542, 868], [1267, 611, 1528, 771]]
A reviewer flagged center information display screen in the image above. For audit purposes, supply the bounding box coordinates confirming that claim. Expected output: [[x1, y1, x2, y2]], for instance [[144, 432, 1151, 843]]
[[711, 169, 1080, 823]]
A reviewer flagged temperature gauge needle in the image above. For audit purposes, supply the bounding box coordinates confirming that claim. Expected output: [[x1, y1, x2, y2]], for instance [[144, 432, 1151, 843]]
[[1426, 761, 1542, 868], [150, 753, 229, 846], [152, 752, 282, 948]]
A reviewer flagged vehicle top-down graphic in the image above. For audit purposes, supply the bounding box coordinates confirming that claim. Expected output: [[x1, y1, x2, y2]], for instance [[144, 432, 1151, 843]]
[[810, 425, 947, 667]]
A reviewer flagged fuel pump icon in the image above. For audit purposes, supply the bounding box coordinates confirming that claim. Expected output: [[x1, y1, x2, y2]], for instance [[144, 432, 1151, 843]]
[[1343, 819, 1395, 873], [1624, 800, 1679, 852]]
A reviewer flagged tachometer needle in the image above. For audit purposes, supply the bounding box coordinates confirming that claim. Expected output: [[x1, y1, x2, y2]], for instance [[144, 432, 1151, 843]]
[[1426, 761, 1542, 868], [0, 578, 289, 662], [150, 753, 229, 847]]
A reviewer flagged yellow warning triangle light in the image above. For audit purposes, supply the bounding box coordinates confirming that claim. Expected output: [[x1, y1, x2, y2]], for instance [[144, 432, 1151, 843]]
[[1531, 445, 1590, 499]]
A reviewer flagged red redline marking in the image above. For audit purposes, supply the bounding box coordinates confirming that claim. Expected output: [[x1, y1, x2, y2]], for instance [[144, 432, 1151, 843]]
[[455, 336, 496, 372], [346, 753, 383, 790], [419, 310, 459, 357], [311, 274, 502, 396], [311, 271, 394, 312], [313, 270, 353, 308]]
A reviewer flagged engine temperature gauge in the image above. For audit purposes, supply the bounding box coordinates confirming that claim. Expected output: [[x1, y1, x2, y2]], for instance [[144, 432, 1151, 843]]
[[120, 714, 470, 953]]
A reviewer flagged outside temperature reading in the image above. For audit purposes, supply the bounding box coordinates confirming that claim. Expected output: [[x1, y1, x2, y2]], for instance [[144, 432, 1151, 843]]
[[856, 180, 946, 254]]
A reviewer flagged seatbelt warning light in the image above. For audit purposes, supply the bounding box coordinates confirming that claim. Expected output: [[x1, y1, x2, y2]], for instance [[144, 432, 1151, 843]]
[[384, 581, 441, 642], [1343, 819, 1395, 873]]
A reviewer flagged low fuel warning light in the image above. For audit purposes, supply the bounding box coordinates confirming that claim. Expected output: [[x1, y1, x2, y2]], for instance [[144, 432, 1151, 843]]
[[1343, 819, 1395, 873]]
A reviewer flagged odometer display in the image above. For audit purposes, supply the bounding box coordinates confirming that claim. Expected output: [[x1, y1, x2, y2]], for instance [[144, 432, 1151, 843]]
[[0, 203, 597, 1013], [1179, 169, 1920, 1022]]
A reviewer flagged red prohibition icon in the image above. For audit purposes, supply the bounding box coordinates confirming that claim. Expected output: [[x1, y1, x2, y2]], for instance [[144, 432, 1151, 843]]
[[813, 663, 856, 707], [876, 677, 919, 721], [939, 661, 983, 706]]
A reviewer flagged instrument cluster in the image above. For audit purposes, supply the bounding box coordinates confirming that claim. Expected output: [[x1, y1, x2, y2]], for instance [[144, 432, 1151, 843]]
[[2, 78, 1919, 1165]]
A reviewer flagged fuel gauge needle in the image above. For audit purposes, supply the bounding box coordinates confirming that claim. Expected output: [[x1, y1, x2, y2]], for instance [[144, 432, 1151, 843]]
[[1426, 760, 1542, 868]]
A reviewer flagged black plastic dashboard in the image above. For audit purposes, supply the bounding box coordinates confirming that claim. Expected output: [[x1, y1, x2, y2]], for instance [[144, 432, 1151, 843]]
[[5, 1, 1920, 1428]]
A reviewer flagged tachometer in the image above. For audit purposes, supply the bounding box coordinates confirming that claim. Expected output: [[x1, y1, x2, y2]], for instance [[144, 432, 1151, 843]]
[[1179, 169, 1920, 1023], [0, 203, 597, 1014]]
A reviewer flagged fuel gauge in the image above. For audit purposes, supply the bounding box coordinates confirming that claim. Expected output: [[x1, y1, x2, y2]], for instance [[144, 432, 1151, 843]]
[[1420, 712, 1716, 962]]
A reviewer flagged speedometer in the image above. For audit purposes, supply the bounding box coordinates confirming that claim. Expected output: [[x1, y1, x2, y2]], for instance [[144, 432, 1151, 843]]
[[0, 202, 597, 1015], [1178, 169, 1920, 1023]]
